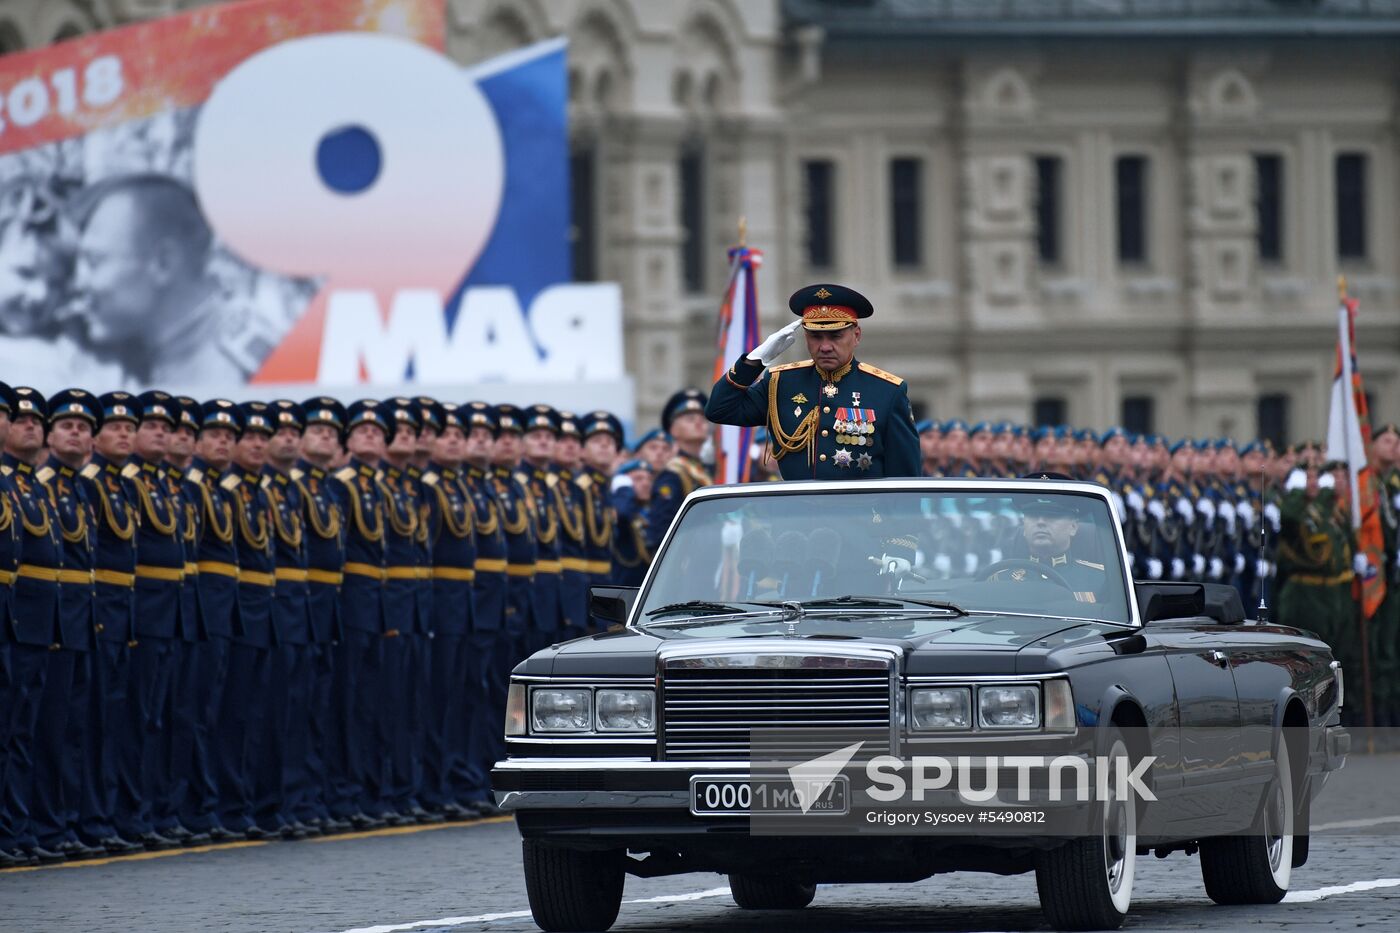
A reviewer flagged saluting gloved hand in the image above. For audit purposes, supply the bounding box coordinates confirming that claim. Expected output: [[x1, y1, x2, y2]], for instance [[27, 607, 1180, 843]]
[[1192, 554, 1206, 577], [1219, 500, 1236, 534], [748, 320, 804, 367], [1233, 553, 1246, 576], [1354, 552, 1372, 577], [1126, 490, 1145, 516], [1237, 500, 1255, 529], [1208, 556, 1224, 580], [1283, 469, 1308, 493], [1171, 557, 1186, 580], [1175, 498, 1195, 522], [1318, 472, 1336, 490], [1147, 499, 1166, 523], [1197, 497, 1216, 521], [1263, 501, 1281, 531], [1147, 558, 1164, 580]]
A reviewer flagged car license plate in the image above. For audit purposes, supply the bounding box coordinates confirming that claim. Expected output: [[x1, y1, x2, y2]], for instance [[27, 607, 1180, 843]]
[[689, 775, 850, 817]]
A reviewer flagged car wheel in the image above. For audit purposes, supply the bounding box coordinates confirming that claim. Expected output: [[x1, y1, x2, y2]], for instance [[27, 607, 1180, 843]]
[[522, 840, 624, 932], [1200, 737, 1293, 904], [727, 873, 817, 909], [1035, 734, 1136, 931]]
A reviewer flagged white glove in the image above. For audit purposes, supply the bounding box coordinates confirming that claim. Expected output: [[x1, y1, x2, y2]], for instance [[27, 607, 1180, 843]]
[[747, 320, 803, 366], [933, 553, 952, 576], [721, 519, 744, 549], [1393, 492, 1400, 513], [699, 436, 715, 467], [870, 553, 913, 578], [1110, 493, 1126, 524], [987, 548, 1003, 564], [1354, 552, 1370, 576], [1175, 498, 1195, 522], [974, 511, 994, 532], [963, 553, 979, 576], [1197, 498, 1216, 521], [1171, 558, 1186, 580], [1192, 554, 1206, 577], [1263, 501, 1281, 532], [1233, 553, 1246, 576], [1318, 472, 1336, 490], [946, 511, 964, 529], [1127, 552, 1137, 572], [1147, 558, 1163, 580], [1147, 499, 1166, 523], [1127, 490, 1145, 515], [1237, 501, 1255, 529], [1209, 557, 1224, 579], [1256, 558, 1271, 580], [1284, 469, 1308, 492], [610, 474, 633, 493], [1219, 501, 1237, 533]]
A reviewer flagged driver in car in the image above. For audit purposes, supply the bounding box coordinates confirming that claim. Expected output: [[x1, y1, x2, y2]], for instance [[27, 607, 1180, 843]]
[[986, 496, 1106, 604]]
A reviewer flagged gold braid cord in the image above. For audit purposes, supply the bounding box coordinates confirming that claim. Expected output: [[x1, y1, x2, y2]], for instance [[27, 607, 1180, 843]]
[[765, 371, 818, 466], [552, 483, 584, 543], [202, 483, 234, 544], [495, 482, 530, 536], [296, 478, 341, 541], [98, 482, 135, 541], [268, 486, 304, 549], [610, 517, 649, 568], [531, 487, 557, 545], [0, 489, 11, 533], [472, 492, 499, 536], [431, 484, 473, 540], [346, 481, 383, 543], [136, 477, 176, 536], [583, 483, 614, 547], [57, 491, 88, 544], [379, 479, 419, 538], [182, 502, 198, 543], [237, 491, 270, 551]]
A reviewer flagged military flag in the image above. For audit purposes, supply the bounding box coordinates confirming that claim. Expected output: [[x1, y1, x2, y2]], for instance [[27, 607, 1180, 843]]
[[711, 243, 763, 484], [1325, 294, 1386, 619]]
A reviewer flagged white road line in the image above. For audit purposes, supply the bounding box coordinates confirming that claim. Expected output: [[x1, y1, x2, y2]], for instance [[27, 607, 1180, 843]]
[[1283, 878, 1400, 903], [327, 886, 732, 933], [1312, 814, 1400, 832]]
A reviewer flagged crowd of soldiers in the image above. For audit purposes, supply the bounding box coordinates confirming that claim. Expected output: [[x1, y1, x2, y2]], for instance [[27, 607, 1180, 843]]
[[0, 381, 719, 868], [914, 418, 1400, 729]]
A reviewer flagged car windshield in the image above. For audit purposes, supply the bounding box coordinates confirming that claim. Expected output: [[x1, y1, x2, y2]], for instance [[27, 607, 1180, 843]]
[[636, 487, 1133, 637]]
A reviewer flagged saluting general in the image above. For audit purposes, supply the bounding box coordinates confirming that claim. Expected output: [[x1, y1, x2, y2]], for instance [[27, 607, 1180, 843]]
[[706, 284, 920, 480]]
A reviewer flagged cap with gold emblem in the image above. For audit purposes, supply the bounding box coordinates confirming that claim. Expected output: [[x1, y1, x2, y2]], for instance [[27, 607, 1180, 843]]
[[463, 401, 498, 435], [48, 389, 100, 429], [345, 399, 391, 438], [98, 391, 138, 427], [270, 399, 305, 433], [174, 396, 201, 433], [198, 399, 244, 435], [789, 283, 874, 331], [12, 386, 47, 422], [136, 390, 176, 428], [239, 401, 274, 436], [301, 396, 346, 434]]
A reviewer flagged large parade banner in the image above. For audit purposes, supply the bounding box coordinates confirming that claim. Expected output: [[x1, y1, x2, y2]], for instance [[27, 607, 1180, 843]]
[[0, 0, 626, 409]]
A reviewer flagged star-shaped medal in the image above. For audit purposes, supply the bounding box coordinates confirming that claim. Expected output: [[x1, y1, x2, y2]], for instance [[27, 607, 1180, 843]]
[[822, 383, 839, 398], [833, 448, 853, 468], [857, 452, 873, 470]]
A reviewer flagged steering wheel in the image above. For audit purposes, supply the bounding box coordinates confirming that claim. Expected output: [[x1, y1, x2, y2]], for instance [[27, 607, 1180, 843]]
[[975, 558, 1074, 593]]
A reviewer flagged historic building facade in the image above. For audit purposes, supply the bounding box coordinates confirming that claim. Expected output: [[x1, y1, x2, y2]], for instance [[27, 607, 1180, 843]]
[[4, 0, 1399, 443]]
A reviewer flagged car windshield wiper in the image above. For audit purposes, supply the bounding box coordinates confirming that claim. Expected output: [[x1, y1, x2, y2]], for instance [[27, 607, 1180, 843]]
[[643, 599, 779, 618], [798, 595, 968, 616]]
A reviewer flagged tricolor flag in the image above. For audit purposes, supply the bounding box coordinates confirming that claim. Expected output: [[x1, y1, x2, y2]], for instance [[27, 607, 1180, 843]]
[[1325, 296, 1386, 619], [711, 245, 763, 484]]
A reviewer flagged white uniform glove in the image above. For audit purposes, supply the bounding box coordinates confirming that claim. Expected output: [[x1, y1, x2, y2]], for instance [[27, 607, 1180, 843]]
[[945, 511, 964, 529], [1354, 552, 1370, 576], [721, 519, 744, 549], [1263, 502, 1281, 532], [1209, 557, 1224, 579], [1127, 552, 1137, 572], [1192, 554, 1206, 577], [699, 436, 715, 467], [1237, 501, 1255, 529], [1393, 492, 1400, 513], [1147, 557, 1164, 580], [1318, 472, 1336, 490], [933, 553, 952, 577], [974, 511, 994, 532], [1175, 498, 1195, 522], [1197, 498, 1216, 521], [1218, 501, 1236, 534], [747, 320, 803, 367], [1284, 468, 1308, 492], [963, 553, 980, 576], [870, 553, 913, 578], [987, 548, 1003, 564], [1233, 553, 1246, 576], [610, 473, 633, 493], [1110, 493, 1126, 525], [1171, 557, 1186, 580], [1127, 490, 1145, 515], [1147, 499, 1166, 523], [1255, 558, 1271, 580]]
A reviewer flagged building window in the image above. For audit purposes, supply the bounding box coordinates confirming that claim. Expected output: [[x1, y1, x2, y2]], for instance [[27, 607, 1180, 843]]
[[1336, 152, 1367, 261], [1257, 394, 1290, 451], [1116, 155, 1147, 264], [569, 148, 596, 282], [1034, 155, 1062, 265], [1254, 154, 1282, 263], [890, 157, 922, 269], [1121, 396, 1154, 436], [805, 159, 835, 269], [1033, 397, 1067, 428], [679, 147, 705, 294]]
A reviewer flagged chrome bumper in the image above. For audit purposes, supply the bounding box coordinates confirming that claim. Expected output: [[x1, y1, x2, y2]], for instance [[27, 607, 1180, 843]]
[[492, 758, 747, 811]]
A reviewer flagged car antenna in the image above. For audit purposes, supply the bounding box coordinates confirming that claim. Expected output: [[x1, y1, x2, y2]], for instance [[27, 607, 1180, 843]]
[[1255, 523, 1270, 623]]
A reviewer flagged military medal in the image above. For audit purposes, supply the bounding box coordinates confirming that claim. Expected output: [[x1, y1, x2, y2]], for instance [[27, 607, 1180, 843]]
[[822, 383, 838, 398], [852, 392, 861, 406], [834, 448, 853, 468], [794, 405, 803, 418], [857, 452, 873, 471]]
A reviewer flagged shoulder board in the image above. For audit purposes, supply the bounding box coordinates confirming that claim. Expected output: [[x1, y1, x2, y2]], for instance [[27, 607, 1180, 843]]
[[290, 468, 304, 482], [1075, 559, 1105, 571], [259, 475, 272, 489], [545, 472, 558, 488], [35, 466, 55, 484], [0, 465, 9, 476], [220, 474, 242, 491], [120, 463, 141, 479], [857, 362, 904, 385], [80, 463, 101, 480], [334, 466, 357, 482], [186, 467, 204, 485], [770, 360, 815, 373], [421, 473, 440, 486], [576, 473, 594, 489]]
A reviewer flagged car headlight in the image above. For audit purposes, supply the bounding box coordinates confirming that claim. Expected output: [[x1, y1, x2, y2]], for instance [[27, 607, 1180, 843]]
[[505, 683, 527, 736], [909, 687, 972, 731], [978, 685, 1040, 729], [596, 689, 655, 732], [531, 688, 592, 732]]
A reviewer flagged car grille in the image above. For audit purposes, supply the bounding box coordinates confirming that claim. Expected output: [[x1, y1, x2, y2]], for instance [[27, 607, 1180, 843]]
[[660, 663, 893, 761]]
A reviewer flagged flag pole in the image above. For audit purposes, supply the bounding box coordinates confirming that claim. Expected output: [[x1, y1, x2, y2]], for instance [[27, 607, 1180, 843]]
[[738, 215, 747, 248], [1338, 273, 1375, 743]]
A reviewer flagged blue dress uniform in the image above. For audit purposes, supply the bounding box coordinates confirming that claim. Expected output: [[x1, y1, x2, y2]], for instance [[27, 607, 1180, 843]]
[[646, 389, 713, 558], [522, 405, 564, 654], [327, 401, 392, 826], [552, 412, 590, 641], [461, 402, 510, 809], [706, 285, 920, 480], [611, 459, 652, 587], [121, 392, 187, 847], [0, 383, 27, 866], [293, 397, 347, 830], [71, 393, 141, 854], [490, 404, 537, 665], [217, 402, 278, 836], [0, 389, 66, 863], [174, 400, 242, 841], [33, 391, 104, 859], [577, 412, 623, 602], [379, 398, 432, 823], [418, 402, 478, 818]]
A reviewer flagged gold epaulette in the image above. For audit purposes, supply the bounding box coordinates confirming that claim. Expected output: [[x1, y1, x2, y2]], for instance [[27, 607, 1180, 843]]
[[120, 463, 140, 479], [0, 465, 10, 475], [80, 463, 101, 480], [1076, 559, 1105, 571], [770, 360, 815, 373], [857, 362, 904, 385], [186, 468, 204, 485], [334, 466, 356, 482], [545, 472, 558, 488], [421, 472, 440, 487], [290, 468, 304, 482], [220, 474, 242, 491], [36, 466, 55, 483]]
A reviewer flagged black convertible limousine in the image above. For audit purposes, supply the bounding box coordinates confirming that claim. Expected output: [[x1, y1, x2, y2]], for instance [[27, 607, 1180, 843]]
[[493, 479, 1349, 932]]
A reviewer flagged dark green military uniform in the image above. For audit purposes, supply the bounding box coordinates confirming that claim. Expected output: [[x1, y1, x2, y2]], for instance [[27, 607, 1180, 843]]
[[1276, 481, 1356, 693], [1375, 460, 1400, 725]]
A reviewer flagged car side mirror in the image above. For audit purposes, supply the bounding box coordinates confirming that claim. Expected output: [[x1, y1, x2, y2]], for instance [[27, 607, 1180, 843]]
[[589, 585, 639, 625]]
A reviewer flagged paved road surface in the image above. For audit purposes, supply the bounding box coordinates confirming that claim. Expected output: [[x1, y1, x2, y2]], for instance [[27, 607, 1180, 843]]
[[4, 753, 1398, 933]]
